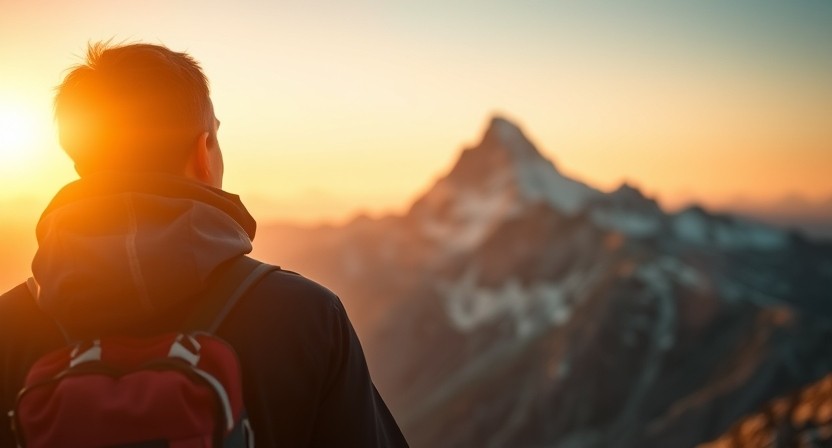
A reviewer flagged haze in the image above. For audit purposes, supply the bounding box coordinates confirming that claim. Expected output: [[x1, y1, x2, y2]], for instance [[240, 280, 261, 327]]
[[1, 0, 831, 226]]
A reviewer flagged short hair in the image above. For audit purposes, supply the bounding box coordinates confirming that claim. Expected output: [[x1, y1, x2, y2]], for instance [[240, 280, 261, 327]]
[[54, 41, 215, 175]]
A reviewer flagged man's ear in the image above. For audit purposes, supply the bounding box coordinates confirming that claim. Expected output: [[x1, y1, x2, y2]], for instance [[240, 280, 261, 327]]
[[185, 131, 212, 184]]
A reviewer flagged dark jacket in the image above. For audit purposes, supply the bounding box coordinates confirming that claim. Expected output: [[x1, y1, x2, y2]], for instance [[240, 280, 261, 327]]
[[0, 173, 408, 447]]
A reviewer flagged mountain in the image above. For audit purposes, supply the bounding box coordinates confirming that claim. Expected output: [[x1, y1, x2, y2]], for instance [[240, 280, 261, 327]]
[[252, 116, 832, 448], [714, 194, 832, 241], [409, 117, 601, 252], [701, 372, 832, 447]]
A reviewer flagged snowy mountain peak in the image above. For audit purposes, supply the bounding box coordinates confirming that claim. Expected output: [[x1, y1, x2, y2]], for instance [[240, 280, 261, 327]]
[[468, 115, 600, 213], [607, 182, 662, 212], [479, 115, 545, 164], [612, 182, 644, 199], [410, 116, 601, 252], [672, 205, 789, 250]]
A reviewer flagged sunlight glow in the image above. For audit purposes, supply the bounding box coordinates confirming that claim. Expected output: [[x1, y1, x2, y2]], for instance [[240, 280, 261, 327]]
[[1, 1, 831, 222], [0, 102, 38, 168]]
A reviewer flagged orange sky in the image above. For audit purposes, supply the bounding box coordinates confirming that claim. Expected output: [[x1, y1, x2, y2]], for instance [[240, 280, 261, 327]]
[[1, 1, 831, 225]]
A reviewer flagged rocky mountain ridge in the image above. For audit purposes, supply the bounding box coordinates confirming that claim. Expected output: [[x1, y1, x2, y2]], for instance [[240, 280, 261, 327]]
[[252, 116, 832, 447]]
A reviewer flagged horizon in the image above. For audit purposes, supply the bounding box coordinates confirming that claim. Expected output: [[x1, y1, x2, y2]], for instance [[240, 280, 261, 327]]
[[1, 112, 832, 227], [2, 1, 832, 225], [240, 113, 832, 227]]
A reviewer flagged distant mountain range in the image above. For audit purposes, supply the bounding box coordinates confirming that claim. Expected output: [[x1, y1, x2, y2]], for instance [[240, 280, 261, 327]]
[[1, 116, 830, 447], [711, 195, 832, 241], [252, 116, 832, 447]]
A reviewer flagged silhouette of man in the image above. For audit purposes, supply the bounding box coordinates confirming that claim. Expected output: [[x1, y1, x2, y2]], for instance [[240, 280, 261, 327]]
[[0, 42, 408, 447]]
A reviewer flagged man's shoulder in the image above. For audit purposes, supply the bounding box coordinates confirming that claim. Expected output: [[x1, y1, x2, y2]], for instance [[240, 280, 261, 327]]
[[1, 281, 31, 302], [0, 281, 29, 302], [0, 281, 64, 360], [215, 263, 349, 370], [258, 268, 341, 304], [0, 282, 40, 335], [252, 265, 342, 311]]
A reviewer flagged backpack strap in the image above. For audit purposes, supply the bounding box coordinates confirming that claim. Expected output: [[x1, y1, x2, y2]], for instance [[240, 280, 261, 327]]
[[185, 256, 281, 334], [27, 277, 73, 344]]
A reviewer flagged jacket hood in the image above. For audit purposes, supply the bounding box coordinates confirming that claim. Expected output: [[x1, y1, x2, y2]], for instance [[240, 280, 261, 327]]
[[32, 172, 257, 336]]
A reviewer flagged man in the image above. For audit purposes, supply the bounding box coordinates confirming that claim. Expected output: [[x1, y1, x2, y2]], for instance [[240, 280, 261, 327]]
[[0, 42, 408, 447]]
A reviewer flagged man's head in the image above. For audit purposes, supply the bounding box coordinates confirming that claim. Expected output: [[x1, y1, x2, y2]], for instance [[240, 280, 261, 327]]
[[54, 41, 223, 187]]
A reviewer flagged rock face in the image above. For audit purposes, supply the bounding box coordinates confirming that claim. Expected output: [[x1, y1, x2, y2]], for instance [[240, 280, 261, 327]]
[[700, 373, 832, 447], [252, 116, 832, 448]]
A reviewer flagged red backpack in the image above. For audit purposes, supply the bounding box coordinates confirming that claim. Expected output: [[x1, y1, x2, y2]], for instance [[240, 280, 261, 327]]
[[11, 257, 277, 448]]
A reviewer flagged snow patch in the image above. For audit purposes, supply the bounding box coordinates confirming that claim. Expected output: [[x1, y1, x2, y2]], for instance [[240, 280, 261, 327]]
[[440, 268, 572, 337], [673, 209, 788, 250], [637, 257, 705, 292], [714, 221, 787, 250], [673, 210, 709, 245], [592, 208, 661, 237], [420, 169, 522, 253], [421, 187, 521, 253], [486, 117, 600, 215], [512, 154, 598, 215], [658, 257, 703, 288]]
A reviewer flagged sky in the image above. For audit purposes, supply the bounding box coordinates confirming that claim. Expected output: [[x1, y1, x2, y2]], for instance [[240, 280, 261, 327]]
[[1, 0, 831, 225]]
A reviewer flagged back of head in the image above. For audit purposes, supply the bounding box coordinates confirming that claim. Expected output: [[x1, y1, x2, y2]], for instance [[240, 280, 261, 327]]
[[55, 42, 214, 176]]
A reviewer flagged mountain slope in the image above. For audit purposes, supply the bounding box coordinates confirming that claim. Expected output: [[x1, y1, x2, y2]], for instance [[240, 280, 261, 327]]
[[409, 117, 600, 253], [252, 116, 832, 448]]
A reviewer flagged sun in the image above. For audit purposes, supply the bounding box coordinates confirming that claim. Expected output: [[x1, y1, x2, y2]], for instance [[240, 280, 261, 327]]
[[0, 102, 39, 168]]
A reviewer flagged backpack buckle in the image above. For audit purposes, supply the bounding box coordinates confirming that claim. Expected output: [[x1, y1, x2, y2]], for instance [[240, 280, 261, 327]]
[[168, 334, 202, 366], [69, 340, 102, 368]]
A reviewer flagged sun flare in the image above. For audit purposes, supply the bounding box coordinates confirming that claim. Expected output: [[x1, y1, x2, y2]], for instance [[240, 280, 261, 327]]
[[0, 102, 39, 168]]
